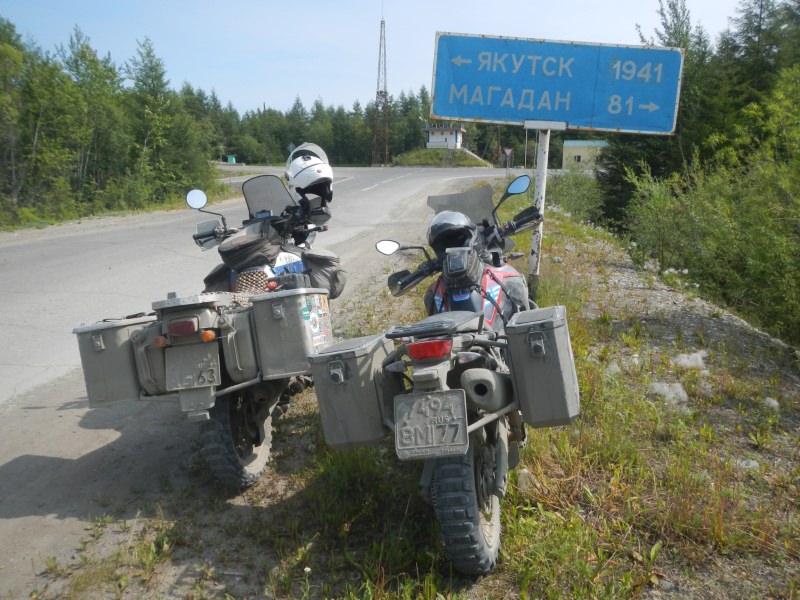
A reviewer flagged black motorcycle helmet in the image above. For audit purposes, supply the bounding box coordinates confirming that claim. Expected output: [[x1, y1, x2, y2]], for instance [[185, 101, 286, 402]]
[[297, 179, 333, 204], [426, 210, 477, 254]]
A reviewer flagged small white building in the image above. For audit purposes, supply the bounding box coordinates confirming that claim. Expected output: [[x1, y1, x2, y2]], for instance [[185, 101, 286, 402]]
[[561, 140, 608, 170], [422, 122, 466, 150]]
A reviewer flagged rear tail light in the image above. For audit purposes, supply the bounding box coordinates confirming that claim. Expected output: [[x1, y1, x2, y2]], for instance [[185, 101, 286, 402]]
[[407, 338, 453, 361], [167, 318, 199, 337]]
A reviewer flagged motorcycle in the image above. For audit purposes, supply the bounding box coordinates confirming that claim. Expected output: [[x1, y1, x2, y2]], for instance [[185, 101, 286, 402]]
[[307, 175, 579, 575], [74, 173, 344, 490]]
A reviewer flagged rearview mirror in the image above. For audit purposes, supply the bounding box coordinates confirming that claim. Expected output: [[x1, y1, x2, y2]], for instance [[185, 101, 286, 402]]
[[186, 189, 208, 210], [492, 174, 532, 223], [506, 175, 531, 196], [376, 240, 401, 256]]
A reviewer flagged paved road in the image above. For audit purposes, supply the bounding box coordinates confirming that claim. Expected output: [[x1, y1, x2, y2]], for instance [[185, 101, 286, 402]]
[[0, 166, 511, 406]]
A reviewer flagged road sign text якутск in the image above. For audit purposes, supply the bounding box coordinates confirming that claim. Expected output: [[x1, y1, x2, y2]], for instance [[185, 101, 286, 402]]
[[432, 33, 684, 135]]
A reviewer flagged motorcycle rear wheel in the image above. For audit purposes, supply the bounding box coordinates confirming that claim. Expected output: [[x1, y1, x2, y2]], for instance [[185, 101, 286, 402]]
[[200, 393, 273, 490], [431, 428, 501, 574]]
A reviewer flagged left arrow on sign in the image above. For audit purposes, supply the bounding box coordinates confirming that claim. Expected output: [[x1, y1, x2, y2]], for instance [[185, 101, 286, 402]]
[[450, 56, 472, 67]]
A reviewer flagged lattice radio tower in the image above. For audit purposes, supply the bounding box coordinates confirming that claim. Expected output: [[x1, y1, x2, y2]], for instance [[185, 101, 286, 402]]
[[371, 17, 389, 166]]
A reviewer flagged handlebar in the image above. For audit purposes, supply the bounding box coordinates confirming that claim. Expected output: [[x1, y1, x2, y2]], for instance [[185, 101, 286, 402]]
[[294, 224, 328, 235], [388, 258, 441, 296], [503, 207, 542, 235], [408, 258, 439, 280], [192, 226, 240, 241]]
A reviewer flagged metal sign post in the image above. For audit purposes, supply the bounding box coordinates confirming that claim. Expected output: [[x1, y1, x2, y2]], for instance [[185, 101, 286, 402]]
[[530, 129, 549, 283], [524, 120, 565, 298]]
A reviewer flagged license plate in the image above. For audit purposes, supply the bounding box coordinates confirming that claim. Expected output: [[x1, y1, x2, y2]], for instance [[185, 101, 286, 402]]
[[394, 390, 469, 460], [166, 344, 221, 391]]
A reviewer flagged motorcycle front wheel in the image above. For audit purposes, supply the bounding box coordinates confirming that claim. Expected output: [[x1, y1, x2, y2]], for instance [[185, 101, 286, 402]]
[[431, 427, 501, 575], [200, 391, 274, 490]]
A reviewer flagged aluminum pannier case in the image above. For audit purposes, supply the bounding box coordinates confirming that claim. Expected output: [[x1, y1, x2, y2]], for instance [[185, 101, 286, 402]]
[[219, 307, 259, 384], [131, 320, 168, 396], [250, 288, 333, 380], [505, 306, 580, 427], [308, 334, 392, 449], [73, 315, 157, 406]]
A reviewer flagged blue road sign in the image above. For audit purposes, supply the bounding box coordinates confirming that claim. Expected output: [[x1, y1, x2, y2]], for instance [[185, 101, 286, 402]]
[[432, 33, 684, 134]]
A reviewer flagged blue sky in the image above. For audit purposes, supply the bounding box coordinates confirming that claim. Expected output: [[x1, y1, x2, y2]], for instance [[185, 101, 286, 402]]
[[1, 0, 743, 114]]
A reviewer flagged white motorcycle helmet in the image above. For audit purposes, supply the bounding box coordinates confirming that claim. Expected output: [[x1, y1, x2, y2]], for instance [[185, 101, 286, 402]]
[[285, 142, 333, 203]]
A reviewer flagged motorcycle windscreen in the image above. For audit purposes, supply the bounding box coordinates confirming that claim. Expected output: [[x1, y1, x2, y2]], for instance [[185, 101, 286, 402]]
[[428, 184, 516, 252], [242, 174, 297, 219], [426, 184, 494, 224]]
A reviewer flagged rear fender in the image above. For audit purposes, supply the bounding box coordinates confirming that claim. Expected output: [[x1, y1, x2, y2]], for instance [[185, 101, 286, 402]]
[[409, 361, 451, 392], [179, 387, 216, 416]]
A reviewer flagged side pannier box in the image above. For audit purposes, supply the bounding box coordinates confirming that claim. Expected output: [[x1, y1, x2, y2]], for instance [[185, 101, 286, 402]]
[[73, 315, 156, 407], [506, 306, 580, 428], [308, 334, 392, 449], [219, 307, 259, 384], [251, 288, 333, 380], [131, 320, 168, 396]]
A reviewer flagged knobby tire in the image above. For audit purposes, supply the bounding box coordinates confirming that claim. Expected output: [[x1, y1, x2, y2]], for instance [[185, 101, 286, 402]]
[[200, 395, 272, 490], [432, 434, 501, 575]]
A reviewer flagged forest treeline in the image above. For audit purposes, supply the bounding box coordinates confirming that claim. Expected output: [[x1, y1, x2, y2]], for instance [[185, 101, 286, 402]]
[[0, 16, 442, 226], [547, 0, 800, 344], [0, 0, 798, 343], [602, 0, 800, 344]]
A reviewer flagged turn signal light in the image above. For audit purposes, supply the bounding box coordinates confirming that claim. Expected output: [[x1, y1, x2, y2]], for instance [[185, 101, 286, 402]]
[[200, 329, 216, 343], [154, 336, 168, 348], [407, 338, 453, 361], [384, 360, 408, 373], [457, 351, 483, 364]]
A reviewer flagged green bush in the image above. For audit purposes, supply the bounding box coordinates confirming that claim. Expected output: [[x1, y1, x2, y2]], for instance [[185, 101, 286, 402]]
[[547, 168, 604, 224], [622, 67, 800, 346]]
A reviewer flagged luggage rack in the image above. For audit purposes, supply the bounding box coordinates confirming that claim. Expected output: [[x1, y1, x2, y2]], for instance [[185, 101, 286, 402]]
[[385, 311, 483, 339], [151, 292, 235, 311]]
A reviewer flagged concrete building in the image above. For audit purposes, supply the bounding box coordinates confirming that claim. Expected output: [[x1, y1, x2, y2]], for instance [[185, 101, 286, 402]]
[[561, 140, 608, 170], [422, 122, 467, 149]]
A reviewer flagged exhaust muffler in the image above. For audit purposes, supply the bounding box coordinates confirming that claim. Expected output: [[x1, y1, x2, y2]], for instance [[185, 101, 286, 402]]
[[460, 368, 512, 411]]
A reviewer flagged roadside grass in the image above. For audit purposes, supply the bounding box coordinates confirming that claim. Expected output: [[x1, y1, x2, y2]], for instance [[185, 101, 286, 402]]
[[391, 149, 489, 167], [3, 181, 233, 232], [37, 181, 800, 598], [507, 211, 800, 598]]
